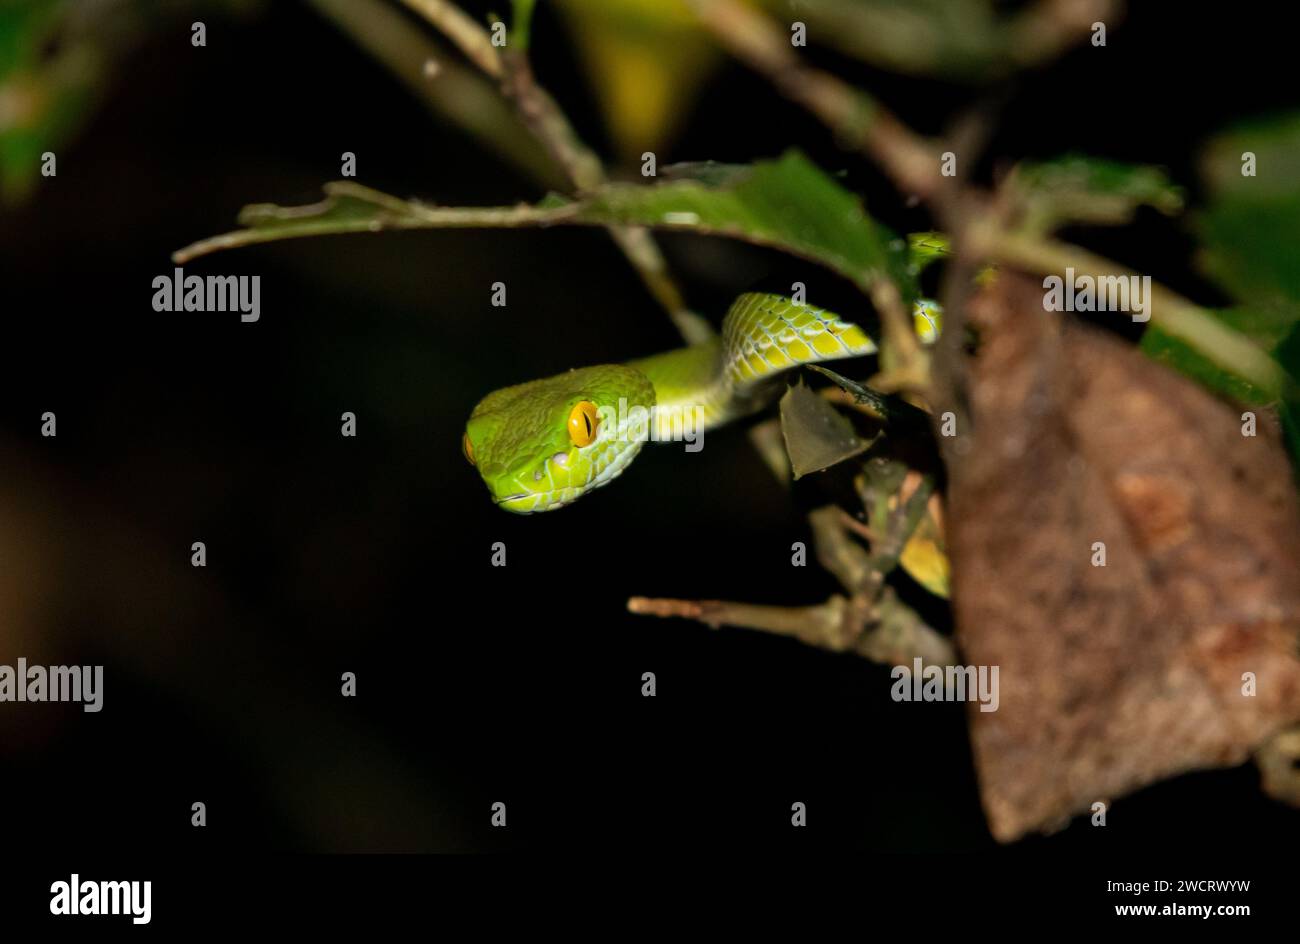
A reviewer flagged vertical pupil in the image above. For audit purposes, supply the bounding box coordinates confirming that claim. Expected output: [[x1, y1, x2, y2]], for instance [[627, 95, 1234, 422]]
[[584, 413, 592, 435]]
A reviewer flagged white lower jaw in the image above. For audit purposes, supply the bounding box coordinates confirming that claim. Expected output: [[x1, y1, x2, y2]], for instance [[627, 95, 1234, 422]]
[[498, 493, 564, 514], [496, 443, 640, 513]]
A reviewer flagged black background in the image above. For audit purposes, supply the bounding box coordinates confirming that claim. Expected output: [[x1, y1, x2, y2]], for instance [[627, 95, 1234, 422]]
[[2, 0, 1298, 858]]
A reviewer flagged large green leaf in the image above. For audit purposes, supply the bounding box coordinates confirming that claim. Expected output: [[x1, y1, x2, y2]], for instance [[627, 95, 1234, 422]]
[[579, 153, 900, 293], [174, 151, 915, 302]]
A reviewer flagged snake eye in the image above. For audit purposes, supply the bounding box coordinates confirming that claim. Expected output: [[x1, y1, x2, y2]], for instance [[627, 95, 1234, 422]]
[[462, 432, 476, 466], [567, 401, 600, 447]]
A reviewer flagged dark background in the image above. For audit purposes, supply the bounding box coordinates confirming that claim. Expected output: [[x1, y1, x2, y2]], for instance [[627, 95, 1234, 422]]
[[2, 1, 1297, 853]]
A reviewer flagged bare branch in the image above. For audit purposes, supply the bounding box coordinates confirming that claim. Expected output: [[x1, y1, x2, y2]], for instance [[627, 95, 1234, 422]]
[[627, 591, 955, 667]]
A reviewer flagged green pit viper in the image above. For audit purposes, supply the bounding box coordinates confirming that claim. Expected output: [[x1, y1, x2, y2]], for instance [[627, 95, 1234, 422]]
[[462, 292, 941, 513]]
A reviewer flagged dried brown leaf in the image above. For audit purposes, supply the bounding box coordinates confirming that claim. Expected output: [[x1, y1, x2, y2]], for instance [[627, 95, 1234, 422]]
[[947, 273, 1300, 842]]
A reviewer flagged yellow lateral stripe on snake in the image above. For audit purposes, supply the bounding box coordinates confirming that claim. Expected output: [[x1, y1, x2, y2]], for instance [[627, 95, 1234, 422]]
[[462, 292, 920, 513]]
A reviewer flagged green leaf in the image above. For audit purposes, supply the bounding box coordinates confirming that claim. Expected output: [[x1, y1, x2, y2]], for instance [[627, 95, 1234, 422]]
[[174, 151, 916, 302]]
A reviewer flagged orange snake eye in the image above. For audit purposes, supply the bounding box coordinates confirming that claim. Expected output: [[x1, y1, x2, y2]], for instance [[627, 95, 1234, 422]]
[[462, 432, 476, 466], [567, 401, 600, 447]]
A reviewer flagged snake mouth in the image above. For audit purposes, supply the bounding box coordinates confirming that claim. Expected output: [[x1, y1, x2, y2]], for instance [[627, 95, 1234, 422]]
[[495, 492, 551, 513], [495, 491, 576, 513]]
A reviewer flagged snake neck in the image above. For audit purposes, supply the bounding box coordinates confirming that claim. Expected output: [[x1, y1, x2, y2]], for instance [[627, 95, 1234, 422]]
[[627, 293, 879, 442], [628, 337, 734, 441]]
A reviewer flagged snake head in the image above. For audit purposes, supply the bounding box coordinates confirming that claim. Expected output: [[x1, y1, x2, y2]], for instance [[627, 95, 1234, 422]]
[[463, 364, 657, 513]]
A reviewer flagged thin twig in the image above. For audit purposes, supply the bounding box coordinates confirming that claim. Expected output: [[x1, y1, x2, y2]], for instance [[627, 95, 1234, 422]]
[[835, 507, 880, 544], [627, 592, 955, 666], [809, 505, 875, 592], [400, 0, 708, 343], [627, 594, 861, 649], [498, 50, 604, 191]]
